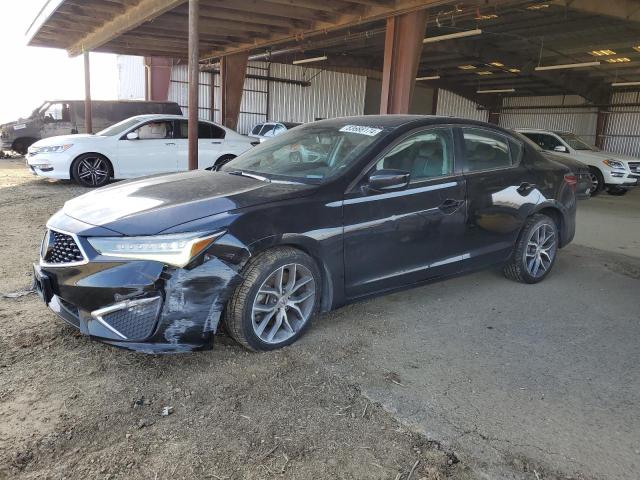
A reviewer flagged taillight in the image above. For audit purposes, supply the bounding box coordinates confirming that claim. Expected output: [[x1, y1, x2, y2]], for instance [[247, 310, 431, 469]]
[[564, 173, 577, 191]]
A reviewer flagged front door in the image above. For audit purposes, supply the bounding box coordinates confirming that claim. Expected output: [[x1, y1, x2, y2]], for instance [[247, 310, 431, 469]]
[[459, 126, 539, 269], [116, 120, 179, 178], [343, 127, 467, 298]]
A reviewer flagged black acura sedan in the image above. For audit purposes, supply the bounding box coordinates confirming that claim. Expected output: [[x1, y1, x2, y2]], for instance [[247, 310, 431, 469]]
[[33, 115, 578, 353]]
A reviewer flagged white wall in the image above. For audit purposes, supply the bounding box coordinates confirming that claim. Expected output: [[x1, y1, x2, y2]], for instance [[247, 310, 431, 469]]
[[117, 55, 145, 100]]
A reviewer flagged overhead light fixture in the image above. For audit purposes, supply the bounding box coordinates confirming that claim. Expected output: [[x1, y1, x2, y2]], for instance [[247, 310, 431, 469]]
[[589, 49, 617, 56], [633, 46, 640, 53], [416, 75, 441, 81], [490, 61, 505, 67], [509, 68, 521, 73], [476, 14, 498, 20], [606, 57, 631, 63], [477, 71, 494, 75], [423, 29, 482, 44], [612, 81, 640, 87], [535, 61, 600, 71], [527, 4, 550, 10], [458, 64, 477, 70], [477, 88, 516, 94], [292, 55, 327, 65]]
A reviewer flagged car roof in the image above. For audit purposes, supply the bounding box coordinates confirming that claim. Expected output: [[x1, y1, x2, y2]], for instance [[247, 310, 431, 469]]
[[518, 128, 572, 135], [127, 114, 221, 123]]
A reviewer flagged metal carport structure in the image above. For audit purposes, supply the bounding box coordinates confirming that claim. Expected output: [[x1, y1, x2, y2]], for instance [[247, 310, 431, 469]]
[[26, 0, 640, 165]]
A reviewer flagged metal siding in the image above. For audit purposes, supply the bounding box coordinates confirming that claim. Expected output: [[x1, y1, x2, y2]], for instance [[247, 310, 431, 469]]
[[602, 91, 640, 156], [436, 90, 489, 122], [499, 95, 598, 145], [268, 63, 366, 123], [117, 55, 145, 100]]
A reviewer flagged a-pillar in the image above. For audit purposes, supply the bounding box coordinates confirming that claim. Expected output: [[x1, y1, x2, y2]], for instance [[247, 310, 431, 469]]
[[220, 52, 248, 130], [380, 11, 428, 114]]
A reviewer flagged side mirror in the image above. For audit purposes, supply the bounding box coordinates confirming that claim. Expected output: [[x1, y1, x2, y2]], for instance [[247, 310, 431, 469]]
[[554, 145, 568, 153], [126, 132, 139, 140], [367, 169, 410, 192]]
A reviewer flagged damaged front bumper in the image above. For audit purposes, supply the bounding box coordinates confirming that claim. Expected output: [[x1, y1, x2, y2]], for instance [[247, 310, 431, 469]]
[[34, 225, 246, 353]]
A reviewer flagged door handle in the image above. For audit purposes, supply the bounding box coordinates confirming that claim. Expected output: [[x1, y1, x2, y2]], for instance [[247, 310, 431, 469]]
[[211, 141, 222, 144], [438, 198, 464, 213], [165, 142, 176, 146], [517, 182, 537, 195]]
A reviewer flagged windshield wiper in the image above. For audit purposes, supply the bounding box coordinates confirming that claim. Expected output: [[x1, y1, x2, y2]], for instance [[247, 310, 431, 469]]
[[227, 170, 271, 183]]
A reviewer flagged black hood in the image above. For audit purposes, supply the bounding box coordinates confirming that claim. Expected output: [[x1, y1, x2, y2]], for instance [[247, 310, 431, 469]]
[[62, 170, 312, 236]]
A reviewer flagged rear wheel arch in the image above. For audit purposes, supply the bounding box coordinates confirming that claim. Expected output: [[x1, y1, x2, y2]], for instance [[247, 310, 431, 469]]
[[537, 206, 564, 245]]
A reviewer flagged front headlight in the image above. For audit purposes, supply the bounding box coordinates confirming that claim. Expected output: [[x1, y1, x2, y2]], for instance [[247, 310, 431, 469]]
[[87, 231, 224, 267], [34, 144, 74, 154], [603, 159, 626, 169]]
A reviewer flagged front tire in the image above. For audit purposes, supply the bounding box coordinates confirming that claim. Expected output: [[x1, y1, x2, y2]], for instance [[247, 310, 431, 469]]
[[504, 214, 559, 284], [588, 167, 604, 196], [224, 247, 321, 351], [71, 153, 111, 188]]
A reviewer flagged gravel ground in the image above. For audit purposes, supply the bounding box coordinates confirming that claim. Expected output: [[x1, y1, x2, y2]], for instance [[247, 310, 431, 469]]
[[0, 159, 475, 480]]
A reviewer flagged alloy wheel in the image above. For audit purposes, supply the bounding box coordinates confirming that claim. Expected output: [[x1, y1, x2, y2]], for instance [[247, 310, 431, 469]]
[[78, 157, 109, 186], [524, 223, 557, 278], [251, 263, 316, 345]]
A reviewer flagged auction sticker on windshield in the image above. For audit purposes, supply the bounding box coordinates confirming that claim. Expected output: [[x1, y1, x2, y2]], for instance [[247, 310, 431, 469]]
[[339, 125, 382, 136]]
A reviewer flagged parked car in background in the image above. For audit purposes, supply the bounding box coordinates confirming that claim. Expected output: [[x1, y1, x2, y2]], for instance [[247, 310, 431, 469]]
[[250, 121, 301, 142], [1, 100, 182, 155], [26, 114, 253, 187], [517, 128, 640, 196], [512, 131, 592, 199], [34, 115, 578, 353]]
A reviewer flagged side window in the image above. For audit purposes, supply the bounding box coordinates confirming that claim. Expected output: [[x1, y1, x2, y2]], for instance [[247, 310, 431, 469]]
[[373, 129, 454, 183], [251, 123, 264, 135], [177, 120, 188, 139], [43, 103, 70, 123], [462, 128, 512, 172], [134, 121, 174, 140], [261, 124, 276, 137], [274, 124, 286, 135], [523, 133, 562, 151], [198, 122, 214, 138]]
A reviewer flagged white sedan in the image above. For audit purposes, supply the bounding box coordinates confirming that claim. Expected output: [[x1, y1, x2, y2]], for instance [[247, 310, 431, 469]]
[[26, 114, 254, 187]]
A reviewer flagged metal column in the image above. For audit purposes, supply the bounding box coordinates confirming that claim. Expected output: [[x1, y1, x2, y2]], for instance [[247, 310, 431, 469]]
[[187, 0, 199, 170], [380, 11, 428, 114], [83, 51, 92, 134]]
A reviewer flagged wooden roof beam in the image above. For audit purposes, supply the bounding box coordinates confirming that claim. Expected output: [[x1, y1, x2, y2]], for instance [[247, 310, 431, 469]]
[[67, 0, 187, 56]]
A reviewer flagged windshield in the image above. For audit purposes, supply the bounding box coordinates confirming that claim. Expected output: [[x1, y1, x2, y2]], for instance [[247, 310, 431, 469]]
[[97, 117, 144, 136], [221, 123, 384, 183], [555, 132, 596, 151]]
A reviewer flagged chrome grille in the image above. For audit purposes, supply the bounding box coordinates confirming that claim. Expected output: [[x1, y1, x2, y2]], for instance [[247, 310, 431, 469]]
[[628, 162, 640, 174], [42, 230, 86, 265]]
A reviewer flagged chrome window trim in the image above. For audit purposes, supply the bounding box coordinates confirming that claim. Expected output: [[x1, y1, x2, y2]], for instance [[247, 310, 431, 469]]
[[39, 226, 90, 268]]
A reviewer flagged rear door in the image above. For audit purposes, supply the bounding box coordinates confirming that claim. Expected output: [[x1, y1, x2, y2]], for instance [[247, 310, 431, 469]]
[[459, 127, 538, 269], [343, 127, 468, 298]]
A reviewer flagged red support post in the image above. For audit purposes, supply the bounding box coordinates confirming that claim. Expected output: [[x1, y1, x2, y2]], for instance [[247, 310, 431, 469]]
[[380, 11, 428, 114], [220, 51, 248, 130]]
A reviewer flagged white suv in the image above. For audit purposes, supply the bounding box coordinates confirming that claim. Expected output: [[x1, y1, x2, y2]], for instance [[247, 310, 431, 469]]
[[517, 129, 640, 196]]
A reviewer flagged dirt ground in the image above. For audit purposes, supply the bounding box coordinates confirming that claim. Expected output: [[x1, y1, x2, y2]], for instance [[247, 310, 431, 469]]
[[0, 159, 476, 480]]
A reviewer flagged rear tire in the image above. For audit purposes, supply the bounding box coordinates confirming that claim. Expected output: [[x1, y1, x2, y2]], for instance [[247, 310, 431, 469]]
[[71, 153, 112, 188], [504, 214, 559, 284], [588, 167, 604, 196], [224, 247, 321, 351]]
